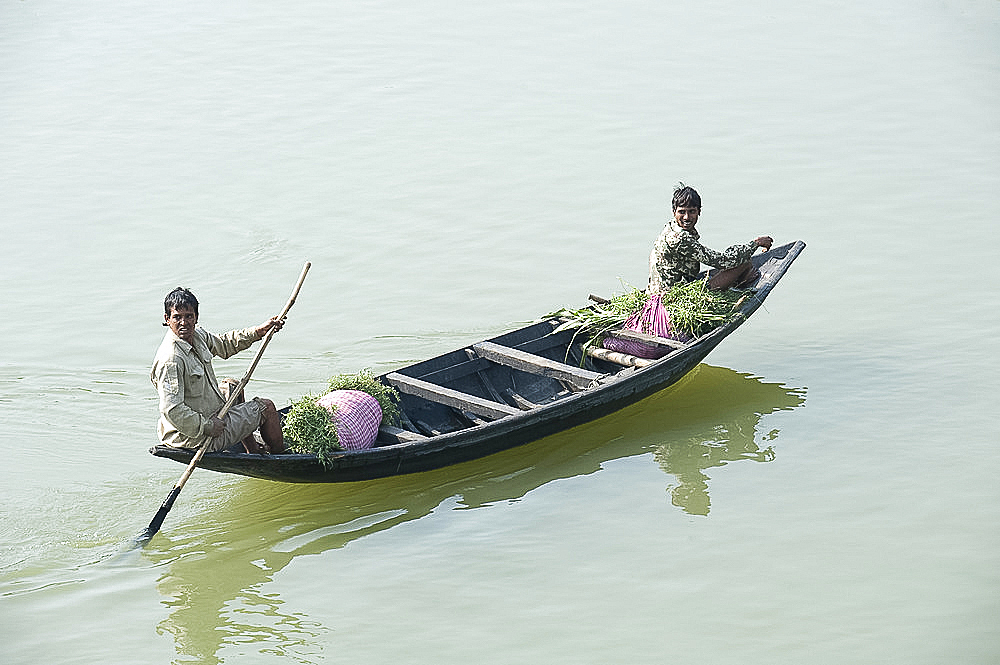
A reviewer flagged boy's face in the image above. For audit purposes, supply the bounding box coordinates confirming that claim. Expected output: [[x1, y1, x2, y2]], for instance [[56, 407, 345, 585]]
[[673, 205, 700, 232], [165, 306, 198, 343]]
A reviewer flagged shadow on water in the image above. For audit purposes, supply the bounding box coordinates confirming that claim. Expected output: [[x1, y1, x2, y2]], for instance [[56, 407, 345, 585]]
[[139, 364, 806, 662]]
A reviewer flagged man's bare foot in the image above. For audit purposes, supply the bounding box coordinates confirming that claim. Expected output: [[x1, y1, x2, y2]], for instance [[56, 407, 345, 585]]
[[242, 436, 268, 454]]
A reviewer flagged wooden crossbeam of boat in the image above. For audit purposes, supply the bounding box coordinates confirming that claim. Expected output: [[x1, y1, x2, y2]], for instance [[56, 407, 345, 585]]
[[471, 341, 605, 389], [386, 372, 522, 420]]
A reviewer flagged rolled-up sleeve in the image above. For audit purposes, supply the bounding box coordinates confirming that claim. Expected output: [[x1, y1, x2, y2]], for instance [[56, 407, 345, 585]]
[[205, 327, 261, 359]]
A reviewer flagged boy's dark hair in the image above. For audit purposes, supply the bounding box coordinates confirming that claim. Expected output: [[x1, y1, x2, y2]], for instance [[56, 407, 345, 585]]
[[672, 183, 702, 211], [164, 287, 199, 317]]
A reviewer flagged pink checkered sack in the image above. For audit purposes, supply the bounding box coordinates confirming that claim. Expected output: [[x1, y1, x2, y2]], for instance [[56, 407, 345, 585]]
[[602, 294, 685, 360], [316, 390, 383, 451]]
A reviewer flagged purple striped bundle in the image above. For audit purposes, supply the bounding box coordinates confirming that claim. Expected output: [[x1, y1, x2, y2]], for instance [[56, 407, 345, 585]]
[[316, 389, 383, 450], [602, 294, 680, 359]]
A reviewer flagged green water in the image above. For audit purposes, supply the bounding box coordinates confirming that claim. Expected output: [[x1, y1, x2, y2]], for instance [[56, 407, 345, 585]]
[[2, 1, 998, 663]]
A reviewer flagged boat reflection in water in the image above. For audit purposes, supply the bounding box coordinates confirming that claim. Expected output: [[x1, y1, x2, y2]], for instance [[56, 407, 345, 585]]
[[648, 365, 805, 515], [146, 364, 805, 662]]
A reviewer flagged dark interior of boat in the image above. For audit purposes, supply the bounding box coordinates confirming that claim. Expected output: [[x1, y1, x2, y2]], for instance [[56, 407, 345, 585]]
[[379, 323, 609, 441]]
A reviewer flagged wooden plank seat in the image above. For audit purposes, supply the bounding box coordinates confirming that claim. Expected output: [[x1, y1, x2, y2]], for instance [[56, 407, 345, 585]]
[[415, 334, 571, 387], [471, 341, 605, 390], [386, 372, 522, 420]]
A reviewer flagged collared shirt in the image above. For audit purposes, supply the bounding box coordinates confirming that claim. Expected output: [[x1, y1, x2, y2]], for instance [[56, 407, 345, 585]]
[[648, 220, 757, 294], [150, 326, 262, 448]]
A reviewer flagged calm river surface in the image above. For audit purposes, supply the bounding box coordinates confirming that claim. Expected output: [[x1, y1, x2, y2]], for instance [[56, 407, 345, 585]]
[[2, 1, 998, 663]]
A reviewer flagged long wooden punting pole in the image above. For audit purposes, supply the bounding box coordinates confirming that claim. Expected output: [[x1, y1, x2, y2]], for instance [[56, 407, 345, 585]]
[[137, 262, 311, 545]]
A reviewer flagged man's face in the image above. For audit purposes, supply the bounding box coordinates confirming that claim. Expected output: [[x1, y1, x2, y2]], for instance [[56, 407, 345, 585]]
[[165, 306, 198, 344], [673, 205, 700, 232]]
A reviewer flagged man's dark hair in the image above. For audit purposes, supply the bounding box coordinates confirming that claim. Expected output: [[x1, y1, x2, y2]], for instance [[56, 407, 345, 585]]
[[672, 183, 702, 211], [164, 287, 199, 317]]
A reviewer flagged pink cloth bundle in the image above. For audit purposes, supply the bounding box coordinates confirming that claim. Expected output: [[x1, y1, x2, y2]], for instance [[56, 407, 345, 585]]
[[316, 389, 383, 450], [601, 294, 686, 359]]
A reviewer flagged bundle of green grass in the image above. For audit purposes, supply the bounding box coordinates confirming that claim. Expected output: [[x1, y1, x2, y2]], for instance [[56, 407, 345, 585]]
[[550, 280, 746, 352], [654, 279, 746, 338], [282, 370, 402, 468]]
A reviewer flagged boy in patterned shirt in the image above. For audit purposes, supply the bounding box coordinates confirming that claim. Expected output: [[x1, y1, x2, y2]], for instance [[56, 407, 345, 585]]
[[648, 184, 773, 295]]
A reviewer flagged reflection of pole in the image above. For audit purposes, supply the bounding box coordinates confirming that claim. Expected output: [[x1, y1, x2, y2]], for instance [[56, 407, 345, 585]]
[[155, 543, 306, 661]]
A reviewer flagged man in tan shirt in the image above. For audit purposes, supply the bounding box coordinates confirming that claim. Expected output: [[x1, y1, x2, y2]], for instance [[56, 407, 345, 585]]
[[151, 287, 286, 454]]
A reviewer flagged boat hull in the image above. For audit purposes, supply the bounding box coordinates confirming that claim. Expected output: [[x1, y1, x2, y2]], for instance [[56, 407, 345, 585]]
[[151, 241, 805, 483]]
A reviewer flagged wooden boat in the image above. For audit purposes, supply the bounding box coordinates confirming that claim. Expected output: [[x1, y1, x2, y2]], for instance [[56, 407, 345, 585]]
[[151, 240, 806, 482]]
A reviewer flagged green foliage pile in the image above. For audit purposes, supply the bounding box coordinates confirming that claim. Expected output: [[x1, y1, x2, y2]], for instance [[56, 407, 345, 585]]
[[602, 286, 649, 317], [547, 286, 648, 350], [282, 370, 403, 468], [282, 394, 342, 468], [661, 279, 745, 338], [548, 280, 746, 349], [326, 369, 402, 427]]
